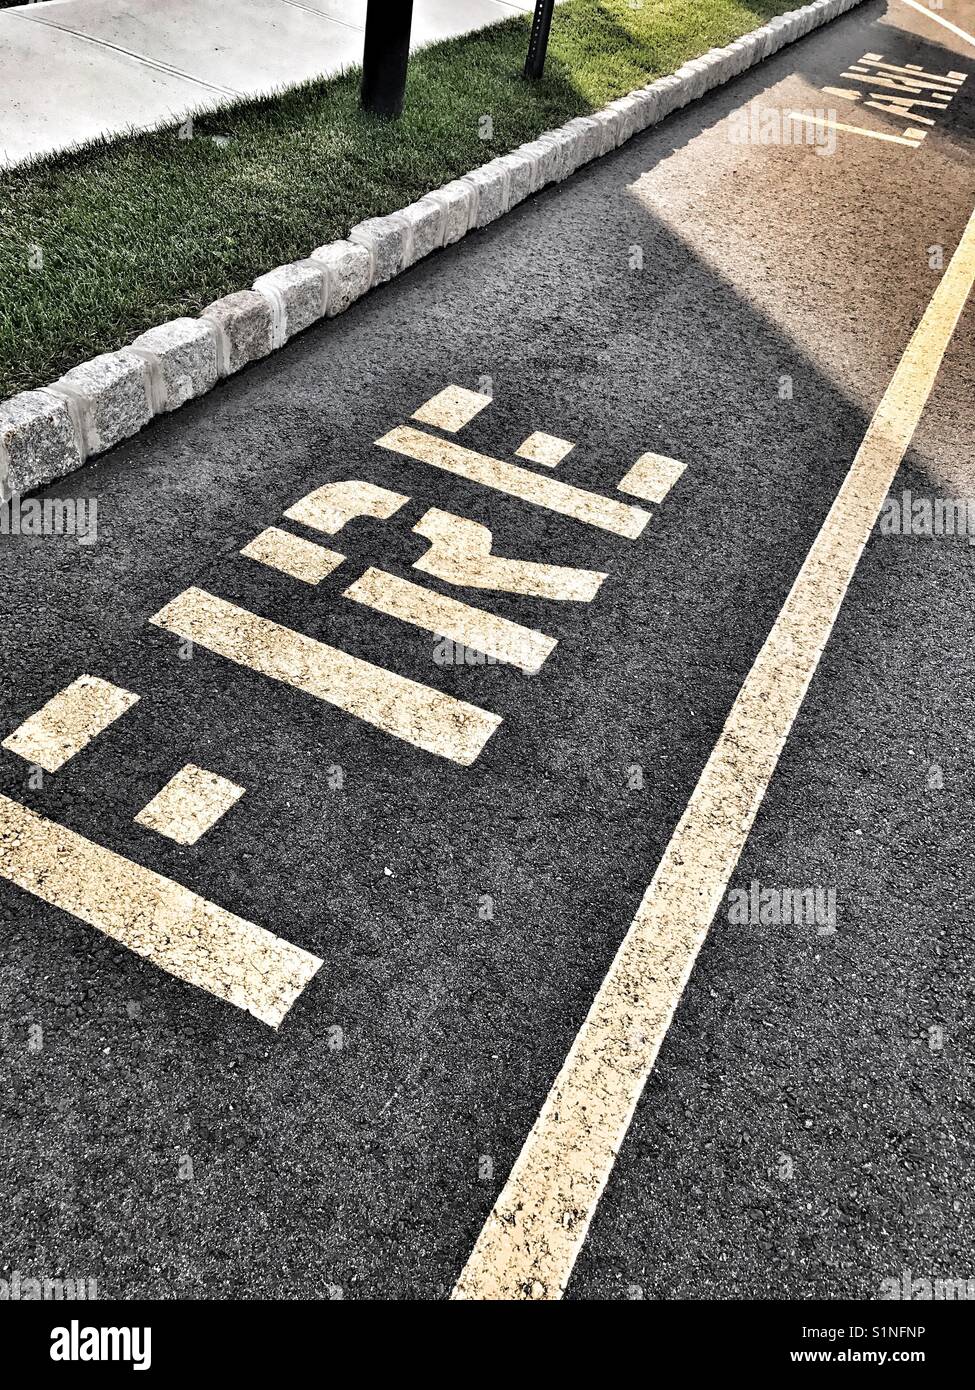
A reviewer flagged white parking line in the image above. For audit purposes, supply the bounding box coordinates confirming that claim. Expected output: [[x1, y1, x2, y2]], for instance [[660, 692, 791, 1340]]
[[515, 432, 575, 468], [617, 451, 687, 504], [412, 384, 493, 432], [453, 202, 975, 1299], [2, 675, 139, 772], [150, 587, 502, 765], [0, 793, 320, 1027], [413, 508, 607, 602], [240, 527, 345, 585], [377, 426, 651, 538], [134, 763, 246, 845], [787, 110, 926, 147], [284, 479, 409, 537], [344, 567, 557, 674]]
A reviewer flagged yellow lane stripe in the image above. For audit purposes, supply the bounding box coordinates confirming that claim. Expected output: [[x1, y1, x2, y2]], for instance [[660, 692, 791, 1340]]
[[617, 451, 687, 504], [343, 567, 557, 675], [376, 426, 651, 539], [240, 527, 345, 585], [135, 763, 246, 845], [0, 793, 320, 1027], [412, 384, 494, 432], [2, 675, 139, 772], [150, 587, 501, 766], [453, 205, 975, 1300]]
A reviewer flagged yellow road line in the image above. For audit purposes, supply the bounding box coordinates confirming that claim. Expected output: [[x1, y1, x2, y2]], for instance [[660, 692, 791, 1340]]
[[0, 793, 320, 1027], [413, 508, 607, 602], [377, 426, 651, 539], [240, 527, 345, 585], [617, 451, 687, 504], [453, 205, 975, 1300], [898, 0, 975, 51], [786, 110, 925, 147], [515, 432, 575, 468], [344, 567, 557, 675], [135, 764, 246, 845], [412, 384, 494, 432], [150, 587, 501, 766], [2, 675, 139, 772]]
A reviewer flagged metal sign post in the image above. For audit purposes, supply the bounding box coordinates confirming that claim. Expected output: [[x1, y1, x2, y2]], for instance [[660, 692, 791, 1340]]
[[360, 0, 416, 118], [524, 0, 556, 80]]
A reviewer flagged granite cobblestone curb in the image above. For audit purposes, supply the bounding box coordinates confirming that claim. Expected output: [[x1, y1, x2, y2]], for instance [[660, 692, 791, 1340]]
[[0, 0, 864, 502]]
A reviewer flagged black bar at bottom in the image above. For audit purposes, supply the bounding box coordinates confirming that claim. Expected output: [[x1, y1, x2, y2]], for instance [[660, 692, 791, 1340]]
[[3, 1299, 969, 1372]]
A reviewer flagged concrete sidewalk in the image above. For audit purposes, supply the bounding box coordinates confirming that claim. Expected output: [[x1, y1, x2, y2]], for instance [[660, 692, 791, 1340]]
[[0, 0, 537, 167]]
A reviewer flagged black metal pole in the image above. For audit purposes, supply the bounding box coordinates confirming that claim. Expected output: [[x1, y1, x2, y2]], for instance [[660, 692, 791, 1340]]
[[524, 0, 556, 80], [361, 0, 415, 117]]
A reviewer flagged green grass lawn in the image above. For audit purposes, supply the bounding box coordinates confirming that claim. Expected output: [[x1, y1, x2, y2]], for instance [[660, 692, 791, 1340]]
[[0, 0, 795, 398]]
